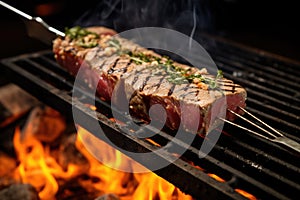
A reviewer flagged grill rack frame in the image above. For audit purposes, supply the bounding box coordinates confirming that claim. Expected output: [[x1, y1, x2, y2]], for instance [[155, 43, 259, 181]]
[[1, 33, 300, 199]]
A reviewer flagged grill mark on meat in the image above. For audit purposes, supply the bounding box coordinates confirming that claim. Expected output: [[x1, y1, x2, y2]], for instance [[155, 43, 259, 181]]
[[113, 60, 132, 73], [97, 60, 107, 70], [182, 91, 199, 100], [123, 65, 145, 83], [122, 60, 131, 73], [174, 84, 196, 93], [173, 84, 203, 101], [231, 84, 236, 93], [107, 58, 120, 74], [132, 76, 139, 86], [185, 83, 193, 91], [222, 84, 241, 87], [177, 84, 199, 100], [217, 79, 240, 93], [95, 47, 103, 57], [152, 75, 168, 93], [168, 84, 176, 96], [218, 80, 233, 83], [140, 75, 152, 91], [130, 67, 150, 86], [223, 84, 242, 93], [142, 75, 165, 93], [154, 76, 166, 90], [100, 55, 119, 72], [53, 28, 247, 134]]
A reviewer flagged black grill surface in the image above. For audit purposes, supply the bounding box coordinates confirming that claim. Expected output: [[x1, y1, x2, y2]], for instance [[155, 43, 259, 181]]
[[1, 35, 300, 200]]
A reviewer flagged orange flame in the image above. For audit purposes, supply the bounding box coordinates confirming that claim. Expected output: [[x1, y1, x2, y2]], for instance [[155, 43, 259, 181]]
[[11, 107, 257, 200], [76, 126, 193, 200], [13, 127, 58, 199], [12, 122, 193, 200]]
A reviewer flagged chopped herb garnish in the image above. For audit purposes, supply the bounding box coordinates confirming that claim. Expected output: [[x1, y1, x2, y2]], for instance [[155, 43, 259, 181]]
[[107, 38, 121, 49], [216, 70, 223, 79], [65, 26, 99, 48], [104, 37, 224, 89]]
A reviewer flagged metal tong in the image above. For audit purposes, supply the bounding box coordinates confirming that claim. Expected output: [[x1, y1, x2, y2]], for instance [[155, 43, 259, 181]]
[[220, 107, 300, 154], [0, 1, 65, 44]]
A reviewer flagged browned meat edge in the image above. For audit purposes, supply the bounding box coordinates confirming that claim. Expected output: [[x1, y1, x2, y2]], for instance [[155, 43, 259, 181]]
[[53, 26, 247, 134]]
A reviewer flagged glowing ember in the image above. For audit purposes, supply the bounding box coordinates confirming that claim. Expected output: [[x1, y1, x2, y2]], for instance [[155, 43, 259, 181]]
[[235, 189, 257, 200], [207, 173, 226, 182], [146, 138, 162, 147], [85, 104, 97, 111]]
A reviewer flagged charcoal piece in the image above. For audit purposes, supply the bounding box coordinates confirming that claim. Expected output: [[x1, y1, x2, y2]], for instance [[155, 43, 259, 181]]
[[0, 184, 39, 200], [56, 134, 89, 171], [0, 84, 39, 128], [56, 175, 99, 200], [0, 178, 17, 191], [94, 193, 120, 200], [0, 153, 16, 178], [22, 106, 66, 143]]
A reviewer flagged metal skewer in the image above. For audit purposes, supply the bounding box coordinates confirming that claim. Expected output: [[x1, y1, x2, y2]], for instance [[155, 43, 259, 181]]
[[0, 1, 65, 44], [220, 106, 300, 154]]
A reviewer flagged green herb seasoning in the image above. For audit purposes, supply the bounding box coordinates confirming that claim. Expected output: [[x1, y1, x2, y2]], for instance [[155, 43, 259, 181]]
[[65, 26, 99, 48], [89, 32, 224, 89], [107, 38, 121, 49]]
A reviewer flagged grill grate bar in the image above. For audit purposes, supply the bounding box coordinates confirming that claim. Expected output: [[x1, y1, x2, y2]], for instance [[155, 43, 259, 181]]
[[0, 52, 277, 199], [75, 80, 300, 197], [216, 134, 300, 175], [212, 51, 300, 82], [17, 58, 73, 91], [2, 55, 288, 199], [217, 63, 300, 105], [1, 41, 300, 199], [222, 73, 300, 112], [38, 55, 73, 78], [246, 99, 300, 128], [212, 145, 300, 197], [199, 34, 300, 77], [246, 107, 299, 141], [215, 59, 300, 95], [210, 145, 300, 194], [247, 97, 299, 121], [244, 87, 300, 112]]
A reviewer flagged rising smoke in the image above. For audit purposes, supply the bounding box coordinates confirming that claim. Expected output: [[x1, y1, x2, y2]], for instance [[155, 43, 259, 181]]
[[74, 0, 215, 36]]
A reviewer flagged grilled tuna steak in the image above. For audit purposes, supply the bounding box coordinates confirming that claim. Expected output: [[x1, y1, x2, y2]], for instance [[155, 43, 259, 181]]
[[53, 26, 246, 134]]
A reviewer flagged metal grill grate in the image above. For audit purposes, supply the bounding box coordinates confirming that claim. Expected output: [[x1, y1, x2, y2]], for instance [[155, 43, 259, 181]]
[[1, 34, 300, 199]]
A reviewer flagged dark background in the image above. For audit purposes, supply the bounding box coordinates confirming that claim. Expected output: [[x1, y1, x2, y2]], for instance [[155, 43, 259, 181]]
[[0, 0, 299, 62]]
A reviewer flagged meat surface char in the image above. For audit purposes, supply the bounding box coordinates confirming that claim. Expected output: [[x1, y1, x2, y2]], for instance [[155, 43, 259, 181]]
[[53, 26, 247, 134]]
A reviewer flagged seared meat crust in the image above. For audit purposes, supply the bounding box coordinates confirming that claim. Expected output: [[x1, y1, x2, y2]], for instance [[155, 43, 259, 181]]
[[53, 26, 246, 134]]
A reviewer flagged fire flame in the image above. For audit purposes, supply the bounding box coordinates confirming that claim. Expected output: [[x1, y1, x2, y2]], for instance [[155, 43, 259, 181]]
[[12, 122, 193, 200], [76, 126, 193, 199], [13, 127, 59, 199], [10, 108, 257, 200]]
